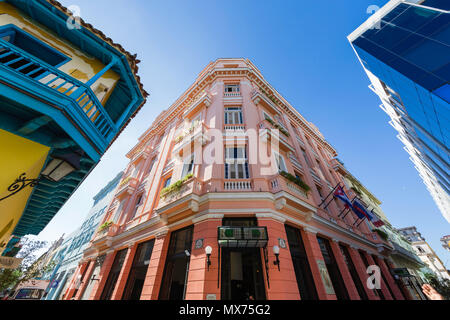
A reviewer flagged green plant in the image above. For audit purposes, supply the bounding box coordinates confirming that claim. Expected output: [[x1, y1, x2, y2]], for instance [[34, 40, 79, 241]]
[[280, 171, 311, 192], [374, 228, 389, 241], [264, 117, 290, 137], [98, 221, 113, 231], [174, 135, 184, 143], [160, 173, 194, 198], [351, 186, 362, 196], [424, 273, 450, 299]]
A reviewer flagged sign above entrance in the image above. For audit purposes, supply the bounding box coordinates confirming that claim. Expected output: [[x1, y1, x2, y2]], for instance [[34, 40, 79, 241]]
[[217, 226, 268, 248]]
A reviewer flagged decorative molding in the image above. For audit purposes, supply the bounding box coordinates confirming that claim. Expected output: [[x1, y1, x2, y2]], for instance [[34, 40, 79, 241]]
[[304, 227, 318, 235], [255, 213, 286, 223], [275, 198, 286, 210], [128, 62, 337, 158], [192, 213, 224, 224]]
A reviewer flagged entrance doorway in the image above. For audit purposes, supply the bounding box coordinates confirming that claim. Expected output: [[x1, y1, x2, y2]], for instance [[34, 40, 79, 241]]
[[159, 226, 193, 300], [220, 217, 267, 300], [221, 247, 266, 300], [122, 239, 155, 300]]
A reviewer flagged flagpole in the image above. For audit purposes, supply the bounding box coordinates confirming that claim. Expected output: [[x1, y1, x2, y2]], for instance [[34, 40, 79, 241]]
[[356, 218, 366, 228], [322, 196, 335, 210], [318, 182, 341, 208], [337, 207, 349, 218], [353, 217, 364, 226], [341, 209, 351, 219]]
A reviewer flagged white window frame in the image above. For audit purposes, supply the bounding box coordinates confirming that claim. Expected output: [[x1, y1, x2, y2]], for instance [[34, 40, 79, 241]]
[[274, 151, 287, 172], [181, 154, 195, 178], [224, 107, 243, 124], [225, 147, 249, 179], [224, 84, 240, 93]]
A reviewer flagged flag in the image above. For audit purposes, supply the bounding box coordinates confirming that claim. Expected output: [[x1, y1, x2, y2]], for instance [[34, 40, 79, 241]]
[[333, 186, 353, 209], [370, 210, 385, 227], [351, 199, 373, 221]]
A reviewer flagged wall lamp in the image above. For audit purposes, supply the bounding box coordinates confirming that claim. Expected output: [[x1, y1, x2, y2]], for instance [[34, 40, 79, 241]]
[[0, 151, 82, 202], [205, 246, 212, 271], [273, 245, 280, 271]]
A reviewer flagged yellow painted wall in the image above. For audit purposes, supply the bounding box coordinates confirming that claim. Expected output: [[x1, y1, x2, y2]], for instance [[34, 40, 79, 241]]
[[0, 2, 119, 106], [0, 129, 50, 254]]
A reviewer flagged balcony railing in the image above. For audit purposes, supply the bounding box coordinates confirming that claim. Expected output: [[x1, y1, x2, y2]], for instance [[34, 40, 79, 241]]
[[172, 122, 209, 155], [224, 179, 252, 191], [0, 39, 116, 145], [330, 158, 347, 175], [289, 154, 303, 171], [258, 120, 294, 152], [309, 168, 321, 183], [94, 223, 119, 241], [224, 92, 241, 97], [270, 174, 308, 199], [158, 176, 203, 208], [116, 176, 139, 198]]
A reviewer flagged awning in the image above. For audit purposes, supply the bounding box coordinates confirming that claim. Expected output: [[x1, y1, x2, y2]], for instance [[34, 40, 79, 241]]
[[217, 226, 268, 248]]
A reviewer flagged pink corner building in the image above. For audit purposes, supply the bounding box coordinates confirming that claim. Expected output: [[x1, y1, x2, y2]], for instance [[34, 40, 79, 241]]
[[63, 59, 407, 301]]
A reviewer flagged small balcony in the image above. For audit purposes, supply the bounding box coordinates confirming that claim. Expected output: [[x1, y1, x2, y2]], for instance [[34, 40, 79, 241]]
[[157, 176, 203, 209], [93, 222, 119, 242], [258, 120, 295, 153], [223, 91, 241, 97], [115, 176, 139, 198], [172, 122, 209, 156], [251, 90, 281, 115], [130, 145, 152, 164], [309, 168, 321, 183], [183, 91, 212, 118], [224, 179, 253, 191], [330, 158, 347, 175], [269, 173, 309, 200], [0, 38, 117, 153], [224, 123, 246, 136], [288, 153, 303, 171]]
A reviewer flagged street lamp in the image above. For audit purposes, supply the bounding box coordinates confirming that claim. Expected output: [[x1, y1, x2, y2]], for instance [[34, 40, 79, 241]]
[[273, 245, 280, 271], [0, 151, 82, 202], [205, 246, 212, 271]]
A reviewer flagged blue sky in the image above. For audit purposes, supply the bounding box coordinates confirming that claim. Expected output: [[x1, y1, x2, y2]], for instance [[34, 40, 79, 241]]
[[35, 0, 449, 267]]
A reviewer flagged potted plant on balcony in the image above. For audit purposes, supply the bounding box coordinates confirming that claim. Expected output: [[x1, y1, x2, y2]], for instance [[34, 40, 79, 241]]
[[98, 221, 113, 232], [160, 173, 194, 199], [280, 171, 311, 192], [374, 228, 389, 241]]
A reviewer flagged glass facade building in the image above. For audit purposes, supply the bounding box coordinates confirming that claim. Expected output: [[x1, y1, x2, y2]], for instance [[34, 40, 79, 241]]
[[348, 0, 450, 222]]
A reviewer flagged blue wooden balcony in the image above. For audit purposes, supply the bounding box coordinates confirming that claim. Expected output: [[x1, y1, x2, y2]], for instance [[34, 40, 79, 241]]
[[0, 38, 117, 159]]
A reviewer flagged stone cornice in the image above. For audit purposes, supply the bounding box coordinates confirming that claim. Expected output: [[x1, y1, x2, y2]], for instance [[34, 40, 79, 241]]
[[128, 60, 338, 157]]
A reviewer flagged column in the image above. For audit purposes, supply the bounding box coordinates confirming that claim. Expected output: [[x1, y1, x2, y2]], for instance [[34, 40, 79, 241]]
[[62, 263, 85, 300], [258, 217, 300, 300], [365, 253, 393, 300], [329, 240, 360, 300], [347, 246, 379, 300], [185, 218, 222, 300], [140, 230, 170, 300], [90, 250, 116, 300], [377, 257, 405, 300], [74, 260, 95, 300], [110, 244, 137, 300], [301, 228, 337, 300]]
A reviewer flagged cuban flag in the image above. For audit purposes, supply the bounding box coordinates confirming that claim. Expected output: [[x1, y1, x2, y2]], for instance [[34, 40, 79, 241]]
[[370, 210, 385, 227], [351, 199, 373, 221], [333, 186, 353, 209]]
